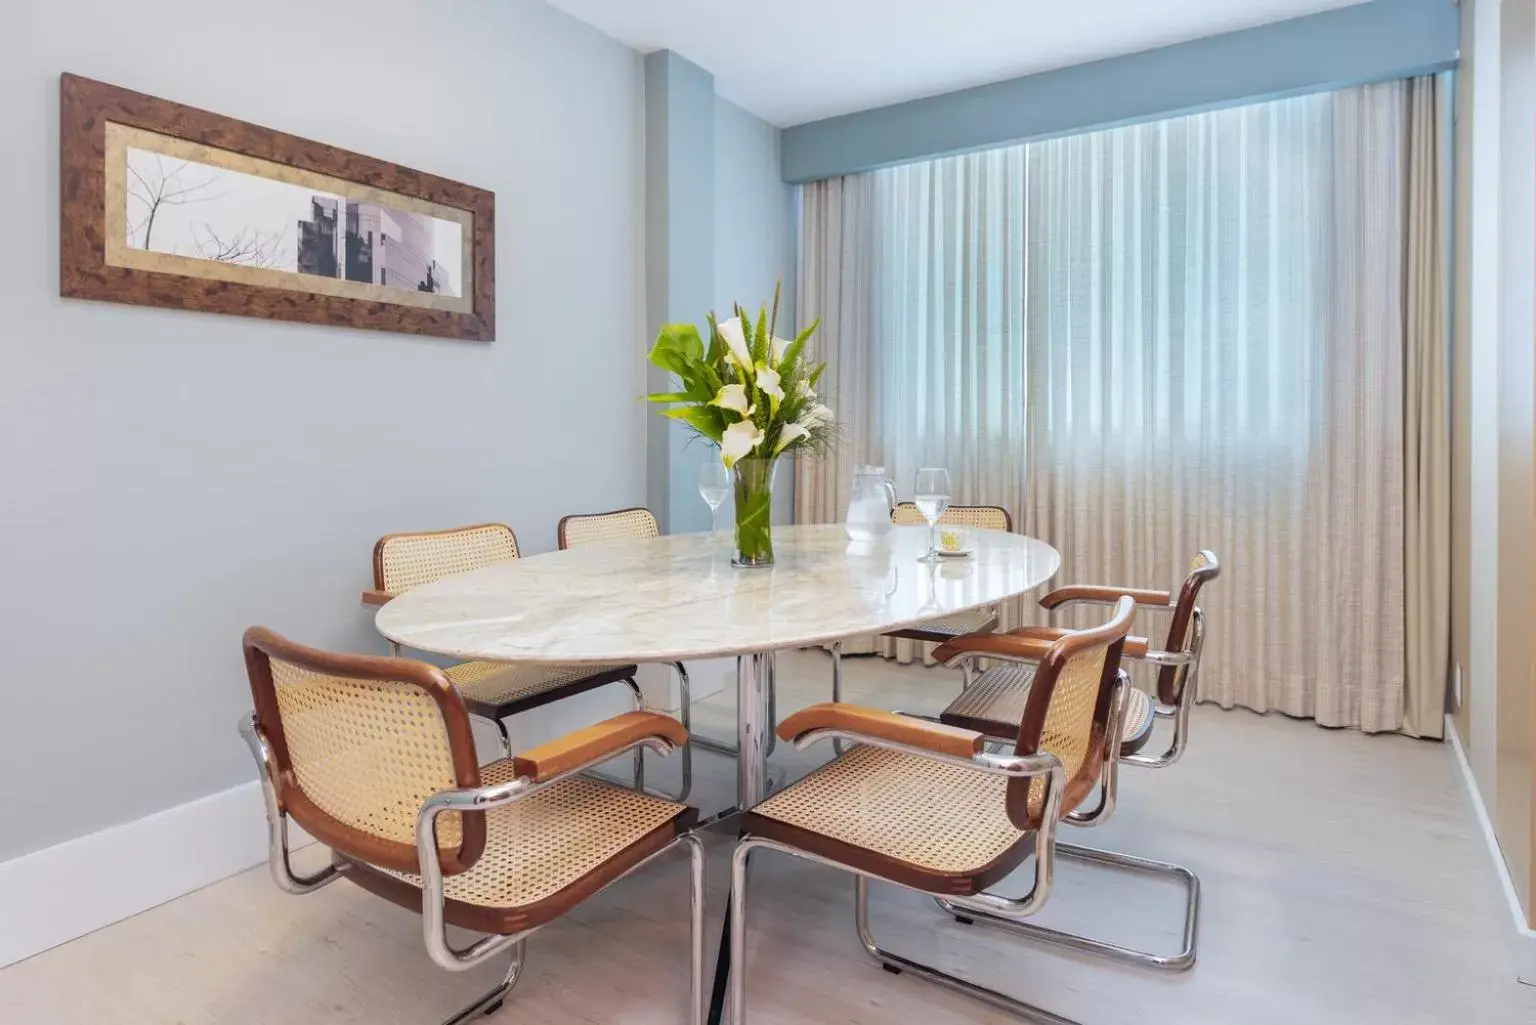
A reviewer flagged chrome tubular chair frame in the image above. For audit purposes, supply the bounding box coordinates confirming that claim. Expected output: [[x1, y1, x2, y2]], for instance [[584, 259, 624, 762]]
[[731, 729, 1078, 1025], [241, 714, 707, 1025], [932, 605, 1209, 973]]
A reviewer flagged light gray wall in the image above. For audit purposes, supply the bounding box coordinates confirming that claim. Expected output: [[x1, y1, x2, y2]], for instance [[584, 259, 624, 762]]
[[711, 96, 799, 530], [0, 0, 647, 861]]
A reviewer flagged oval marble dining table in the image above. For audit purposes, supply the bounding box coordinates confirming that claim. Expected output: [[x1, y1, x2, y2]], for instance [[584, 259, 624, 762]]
[[376, 522, 1060, 811]]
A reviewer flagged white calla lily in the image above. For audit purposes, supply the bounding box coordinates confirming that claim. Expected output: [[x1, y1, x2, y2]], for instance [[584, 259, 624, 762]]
[[773, 423, 809, 455], [710, 383, 753, 418], [755, 364, 784, 411], [716, 316, 754, 373], [721, 419, 765, 468], [771, 336, 792, 363]]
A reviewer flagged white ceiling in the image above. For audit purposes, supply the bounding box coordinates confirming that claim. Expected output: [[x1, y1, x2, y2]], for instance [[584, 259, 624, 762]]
[[544, 0, 1370, 126]]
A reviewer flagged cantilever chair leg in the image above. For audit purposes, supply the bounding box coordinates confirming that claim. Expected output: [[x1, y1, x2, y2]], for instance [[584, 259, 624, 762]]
[[934, 678, 1200, 971], [939, 843, 1200, 971], [731, 838, 1089, 1025], [440, 941, 526, 1025]]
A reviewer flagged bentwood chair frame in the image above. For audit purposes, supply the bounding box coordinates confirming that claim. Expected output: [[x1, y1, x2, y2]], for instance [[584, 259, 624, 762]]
[[931, 551, 1221, 972], [239, 628, 705, 1025], [365, 523, 660, 793], [557, 506, 768, 777], [729, 598, 1137, 1025]]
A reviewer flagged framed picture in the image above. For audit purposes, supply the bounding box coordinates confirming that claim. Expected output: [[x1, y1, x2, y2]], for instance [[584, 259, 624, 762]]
[[60, 73, 495, 341]]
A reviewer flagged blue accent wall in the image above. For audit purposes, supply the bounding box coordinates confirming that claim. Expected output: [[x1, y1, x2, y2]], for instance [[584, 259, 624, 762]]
[[781, 0, 1460, 183]]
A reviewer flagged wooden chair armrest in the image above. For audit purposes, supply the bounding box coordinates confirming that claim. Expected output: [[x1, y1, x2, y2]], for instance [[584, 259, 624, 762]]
[[361, 589, 394, 607], [1038, 584, 1174, 610], [931, 631, 1056, 665], [1004, 626, 1150, 659], [511, 711, 688, 782], [776, 703, 983, 758]]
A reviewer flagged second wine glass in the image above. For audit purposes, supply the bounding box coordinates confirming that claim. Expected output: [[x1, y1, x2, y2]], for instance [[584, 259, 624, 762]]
[[914, 467, 952, 562], [699, 459, 731, 541]]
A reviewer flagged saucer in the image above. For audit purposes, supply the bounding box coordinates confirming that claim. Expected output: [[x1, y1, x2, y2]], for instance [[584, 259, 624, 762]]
[[937, 547, 975, 558]]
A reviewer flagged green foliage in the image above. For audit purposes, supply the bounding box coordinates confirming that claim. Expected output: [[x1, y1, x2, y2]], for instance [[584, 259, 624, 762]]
[[644, 280, 839, 466]]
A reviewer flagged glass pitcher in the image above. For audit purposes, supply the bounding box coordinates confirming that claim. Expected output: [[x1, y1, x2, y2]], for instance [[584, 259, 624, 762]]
[[846, 465, 898, 542]]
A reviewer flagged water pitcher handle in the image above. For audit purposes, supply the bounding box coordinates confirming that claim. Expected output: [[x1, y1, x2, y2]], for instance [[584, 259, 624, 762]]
[[882, 478, 898, 513]]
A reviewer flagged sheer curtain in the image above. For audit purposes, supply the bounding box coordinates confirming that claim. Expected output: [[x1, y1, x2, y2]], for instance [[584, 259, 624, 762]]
[[796, 79, 1448, 733]]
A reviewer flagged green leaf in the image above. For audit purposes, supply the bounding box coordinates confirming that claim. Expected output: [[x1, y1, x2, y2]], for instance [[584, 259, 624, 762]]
[[809, 362, 827, 389], [751, 305, 769, 364], [663, 405, 725, 442], [646, 391, 693, 403], [704, 313, 723, 367], [769, 279, 782, 339]]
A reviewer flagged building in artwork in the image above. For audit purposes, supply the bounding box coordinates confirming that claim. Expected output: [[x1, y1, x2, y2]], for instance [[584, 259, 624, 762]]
[[296, 196, 455, 296], [341, 201, 454, 295], [295, 197, 340, 278]]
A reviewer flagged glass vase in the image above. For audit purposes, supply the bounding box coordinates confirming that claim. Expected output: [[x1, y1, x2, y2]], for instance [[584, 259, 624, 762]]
[[731, 456, 779, 567]]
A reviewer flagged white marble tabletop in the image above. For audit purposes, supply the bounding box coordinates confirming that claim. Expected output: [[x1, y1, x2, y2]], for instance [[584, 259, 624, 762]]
[[375, 523, 1060, 664]]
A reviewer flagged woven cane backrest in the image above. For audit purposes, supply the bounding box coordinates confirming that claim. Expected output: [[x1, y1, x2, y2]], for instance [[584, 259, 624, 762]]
[[243, 628, 484, 875], [1007, 597, 1134, 829], [892, 503, 1012, 532], [1156, 550, 1221, 706], [558, 507, 660, 549], [373, 524, 519, 595]]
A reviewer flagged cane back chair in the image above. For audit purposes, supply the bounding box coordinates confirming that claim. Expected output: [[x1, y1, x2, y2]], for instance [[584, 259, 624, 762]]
[[729, 598, 1137, 1024], [239, 628, 704, 1025], [825, 504, 1015, 723], [557, 507, 716, 787], [932, 550, 1221, 971], [364, 523, 647, 786]]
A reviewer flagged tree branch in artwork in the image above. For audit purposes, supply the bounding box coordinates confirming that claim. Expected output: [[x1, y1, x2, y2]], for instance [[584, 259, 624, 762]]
[[190, 224, 285, 268], [125, 155, 223, 250]]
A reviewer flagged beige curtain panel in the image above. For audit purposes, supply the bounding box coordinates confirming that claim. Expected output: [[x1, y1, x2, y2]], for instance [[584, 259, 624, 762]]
[[796, 76, 1450, 734]]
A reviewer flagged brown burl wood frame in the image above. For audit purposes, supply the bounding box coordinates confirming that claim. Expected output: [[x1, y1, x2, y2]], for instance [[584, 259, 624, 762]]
[[60, 73, 495, 341]]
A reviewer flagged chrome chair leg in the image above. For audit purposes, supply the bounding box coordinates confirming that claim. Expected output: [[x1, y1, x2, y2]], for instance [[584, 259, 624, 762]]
[[674, 662, 694, 804], [484, 717, 513, 761], [730, 835, 1085, 1025], [938, 843, 1200, 971], [831, 642, 845, 755], [856, 877, 1085, 1025], [440, 941, 526, 1025], [685, 833, 707, 1025], [624, 676, 646, 794]]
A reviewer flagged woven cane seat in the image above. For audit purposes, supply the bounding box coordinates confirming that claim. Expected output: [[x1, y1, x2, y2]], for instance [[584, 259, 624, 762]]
[[743, 745, 1032, 894], [942, 663, 1156, 756], [885, 608, 1001, 644], [350, 760, 694, 934], [443, 660, 637, 718], [559, 508, 660, 549]]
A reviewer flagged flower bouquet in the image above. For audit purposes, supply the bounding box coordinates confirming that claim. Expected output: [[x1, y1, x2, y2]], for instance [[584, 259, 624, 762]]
[[647, 283, 836, 566]]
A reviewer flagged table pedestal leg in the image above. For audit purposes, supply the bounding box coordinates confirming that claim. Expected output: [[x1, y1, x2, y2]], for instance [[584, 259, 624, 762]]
[[709, 650, 774, 1025]]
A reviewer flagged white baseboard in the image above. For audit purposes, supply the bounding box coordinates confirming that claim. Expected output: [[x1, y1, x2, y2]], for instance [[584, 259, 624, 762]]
[[0, 779, 306, 970], [0, 662, 738, 972], [1445, 714, 1536, 985]]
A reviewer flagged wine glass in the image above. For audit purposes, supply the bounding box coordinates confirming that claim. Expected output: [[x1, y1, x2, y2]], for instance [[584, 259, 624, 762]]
[[914, 467, 952, 562], [699, 459, 730, 541]]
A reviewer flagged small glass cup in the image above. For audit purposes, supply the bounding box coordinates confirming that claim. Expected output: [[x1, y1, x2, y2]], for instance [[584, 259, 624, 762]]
[[699, 459, 730, 541], [913, 467, 952, 562]]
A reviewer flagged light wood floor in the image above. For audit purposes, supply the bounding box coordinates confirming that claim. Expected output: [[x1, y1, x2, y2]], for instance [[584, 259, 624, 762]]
[[2, 650, 1533, 1025]]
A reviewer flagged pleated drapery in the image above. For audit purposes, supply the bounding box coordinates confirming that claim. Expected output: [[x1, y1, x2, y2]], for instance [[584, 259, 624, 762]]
[[794, 78, 1449, 733]]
